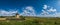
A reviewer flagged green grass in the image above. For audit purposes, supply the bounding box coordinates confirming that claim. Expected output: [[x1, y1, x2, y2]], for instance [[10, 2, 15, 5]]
[[0, 17, 60, 25]]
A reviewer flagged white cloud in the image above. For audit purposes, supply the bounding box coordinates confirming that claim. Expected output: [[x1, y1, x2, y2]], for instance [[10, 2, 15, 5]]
[[20, 6, 36, 16], [40, 10, 49, 15], [53, 12, 60, 17], [0, 5, 59, 17], [43, 5, 48, 9], [25, 6, 34, 11], [0, 10, 17, 16], [47, 7, 57, 12], [40, 4, 57, 17]]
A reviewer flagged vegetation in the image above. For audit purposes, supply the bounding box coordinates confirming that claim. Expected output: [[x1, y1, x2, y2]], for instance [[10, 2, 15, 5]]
[[0, 16, 60, 25]]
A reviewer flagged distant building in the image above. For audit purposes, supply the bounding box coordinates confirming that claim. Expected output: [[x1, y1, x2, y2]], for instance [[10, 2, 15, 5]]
[[15, 13, 20, 19], [0, 12, 25, 20], [0, 18, 6, 21], [15, 13, 24, 20]]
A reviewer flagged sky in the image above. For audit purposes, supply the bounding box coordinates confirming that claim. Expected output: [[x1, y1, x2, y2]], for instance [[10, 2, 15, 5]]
[[0, 0, 60, 17]]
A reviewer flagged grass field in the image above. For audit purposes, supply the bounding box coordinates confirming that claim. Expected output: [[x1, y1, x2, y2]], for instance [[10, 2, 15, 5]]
[[0, 17, 60, 25]]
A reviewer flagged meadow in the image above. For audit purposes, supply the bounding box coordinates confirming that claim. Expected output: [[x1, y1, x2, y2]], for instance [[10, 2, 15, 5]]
[[0, 16, 60, 25]]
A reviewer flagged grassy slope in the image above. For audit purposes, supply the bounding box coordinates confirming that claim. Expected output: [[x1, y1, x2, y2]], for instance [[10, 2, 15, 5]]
[[0, 16, 60, 25]]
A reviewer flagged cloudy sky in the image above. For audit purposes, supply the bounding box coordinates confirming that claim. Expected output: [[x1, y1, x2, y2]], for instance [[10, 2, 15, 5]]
[[0, 0, 60, 17]]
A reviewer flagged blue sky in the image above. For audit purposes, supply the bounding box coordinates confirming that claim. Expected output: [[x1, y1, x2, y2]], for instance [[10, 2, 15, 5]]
[[0, 0, 60, 17]]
